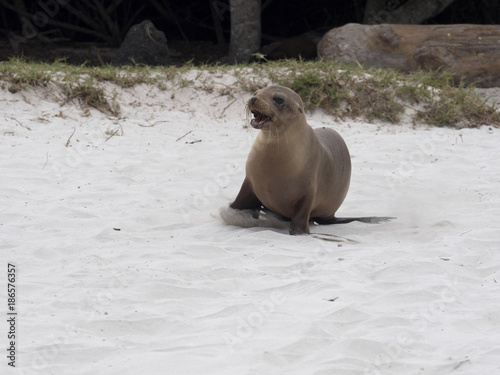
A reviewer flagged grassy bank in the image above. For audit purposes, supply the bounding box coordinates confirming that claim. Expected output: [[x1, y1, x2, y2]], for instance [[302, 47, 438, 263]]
[[1, 58, 498, 128]]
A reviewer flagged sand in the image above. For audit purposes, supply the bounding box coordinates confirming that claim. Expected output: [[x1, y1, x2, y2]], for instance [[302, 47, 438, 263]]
[[1, 75, 499, 375]]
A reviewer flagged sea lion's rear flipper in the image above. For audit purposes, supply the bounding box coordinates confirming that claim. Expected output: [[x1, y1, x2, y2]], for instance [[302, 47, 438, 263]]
[[314, 216, 396, 225]]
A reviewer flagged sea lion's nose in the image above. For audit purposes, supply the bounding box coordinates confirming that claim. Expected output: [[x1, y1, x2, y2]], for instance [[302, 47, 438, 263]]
[[251, 97, 257, 105]]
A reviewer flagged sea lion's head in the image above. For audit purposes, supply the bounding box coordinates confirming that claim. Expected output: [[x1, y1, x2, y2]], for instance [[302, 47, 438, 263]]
[[247, 86, 305, 130]]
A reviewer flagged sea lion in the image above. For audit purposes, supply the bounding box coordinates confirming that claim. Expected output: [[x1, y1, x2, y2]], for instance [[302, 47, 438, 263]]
[[226, 85, 392, 235]]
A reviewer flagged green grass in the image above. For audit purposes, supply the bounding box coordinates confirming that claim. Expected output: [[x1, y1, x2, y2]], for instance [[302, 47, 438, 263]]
[[1, 57, 499, 128]]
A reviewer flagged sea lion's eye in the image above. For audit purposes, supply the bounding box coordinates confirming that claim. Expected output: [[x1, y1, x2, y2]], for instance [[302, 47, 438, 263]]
[[273, 96, 285, 106]]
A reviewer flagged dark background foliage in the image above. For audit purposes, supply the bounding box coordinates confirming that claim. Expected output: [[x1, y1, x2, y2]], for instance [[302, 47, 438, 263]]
[[1, 0, 499, 44], [0, 0, 499, 64]]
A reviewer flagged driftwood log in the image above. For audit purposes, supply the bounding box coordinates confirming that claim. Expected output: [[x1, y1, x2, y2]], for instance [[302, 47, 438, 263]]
[[318, 23, 500, 87]]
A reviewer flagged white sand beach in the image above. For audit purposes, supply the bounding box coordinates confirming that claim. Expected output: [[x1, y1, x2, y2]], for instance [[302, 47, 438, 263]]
[[1, 74, 499, 375]]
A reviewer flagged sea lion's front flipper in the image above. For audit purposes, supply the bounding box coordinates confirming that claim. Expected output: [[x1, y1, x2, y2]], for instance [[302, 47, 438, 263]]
[[289, 196, 314, 235], [230, 178, 262, 212]]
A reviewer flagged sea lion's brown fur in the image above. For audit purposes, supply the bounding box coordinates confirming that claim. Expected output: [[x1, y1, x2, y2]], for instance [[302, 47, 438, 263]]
[[230, 85, 351, 235]]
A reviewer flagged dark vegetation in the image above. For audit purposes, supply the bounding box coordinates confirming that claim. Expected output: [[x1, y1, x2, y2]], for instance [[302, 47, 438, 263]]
[[1, 0, 500, 65]]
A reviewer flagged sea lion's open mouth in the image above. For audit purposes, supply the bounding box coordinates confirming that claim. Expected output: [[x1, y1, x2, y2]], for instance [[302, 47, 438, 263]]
[[250, 110, 271, 129]]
